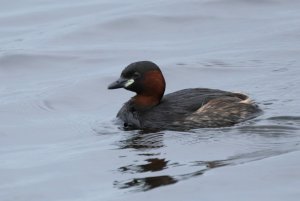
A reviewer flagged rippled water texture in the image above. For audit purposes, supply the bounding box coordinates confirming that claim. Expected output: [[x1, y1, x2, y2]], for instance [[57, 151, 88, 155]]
[[1, 0, 300, 201]]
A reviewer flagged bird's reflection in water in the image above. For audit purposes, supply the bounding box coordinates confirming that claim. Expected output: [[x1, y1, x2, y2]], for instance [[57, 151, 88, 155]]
[[115, 130, 178, 191], [114, 130, 231, 191]]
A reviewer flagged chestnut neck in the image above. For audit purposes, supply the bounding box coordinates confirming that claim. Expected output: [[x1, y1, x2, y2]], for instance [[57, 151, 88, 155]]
[[132, 70, 165, 110]]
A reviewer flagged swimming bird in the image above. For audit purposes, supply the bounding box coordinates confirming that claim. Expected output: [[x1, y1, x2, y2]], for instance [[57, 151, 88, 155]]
[[108, 61, 261, 131]]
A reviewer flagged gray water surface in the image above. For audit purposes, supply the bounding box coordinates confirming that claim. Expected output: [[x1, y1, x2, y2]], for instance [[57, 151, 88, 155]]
[[1, 0, 300, 201]]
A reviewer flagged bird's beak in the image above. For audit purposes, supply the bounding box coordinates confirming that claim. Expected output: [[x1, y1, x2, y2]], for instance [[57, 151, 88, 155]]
[[108, 77, 134, 89]]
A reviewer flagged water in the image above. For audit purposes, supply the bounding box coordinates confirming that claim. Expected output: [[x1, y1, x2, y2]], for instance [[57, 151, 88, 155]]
[[1, 0, 300, 200]]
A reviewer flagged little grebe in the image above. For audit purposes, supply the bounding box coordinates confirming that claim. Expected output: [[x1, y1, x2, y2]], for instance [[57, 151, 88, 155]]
[[108, 61, 261, 130]]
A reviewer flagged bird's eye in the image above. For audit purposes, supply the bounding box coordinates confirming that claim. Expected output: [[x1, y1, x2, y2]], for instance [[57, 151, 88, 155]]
[[133, 72, 140, 79]]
